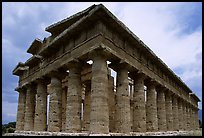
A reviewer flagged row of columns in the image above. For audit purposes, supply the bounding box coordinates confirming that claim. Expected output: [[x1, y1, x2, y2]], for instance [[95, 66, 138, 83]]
[[15, 52, 200, 134]]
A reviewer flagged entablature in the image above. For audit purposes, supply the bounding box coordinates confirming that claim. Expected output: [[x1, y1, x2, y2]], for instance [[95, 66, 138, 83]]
[[27, 38, 43, 55], [13, 62, 29, 76]]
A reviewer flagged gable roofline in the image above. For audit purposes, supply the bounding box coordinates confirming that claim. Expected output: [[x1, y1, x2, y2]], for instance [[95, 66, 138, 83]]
[[45, 4, 97, 34], [42, 4, 195, 96]]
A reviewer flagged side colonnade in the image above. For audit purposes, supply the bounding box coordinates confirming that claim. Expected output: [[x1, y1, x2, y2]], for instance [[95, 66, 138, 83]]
[[14, 49, 200, 134]]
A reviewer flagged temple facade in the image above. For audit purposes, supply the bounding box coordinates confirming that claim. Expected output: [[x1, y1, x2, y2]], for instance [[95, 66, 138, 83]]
[[13, 4, 200, 135]]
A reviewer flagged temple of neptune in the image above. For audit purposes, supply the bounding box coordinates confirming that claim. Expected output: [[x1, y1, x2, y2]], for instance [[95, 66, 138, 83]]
[[13, 4, 200, 135]]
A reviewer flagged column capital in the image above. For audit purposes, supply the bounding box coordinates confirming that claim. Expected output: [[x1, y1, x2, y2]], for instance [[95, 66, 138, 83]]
[[129, 70, 147, 80], [34, 76, 50, 85], [47, 70, 68, 80], [15, 86, 26, 93], [88, 48, 109, 61], [145, 78, 159, 87], [66, 59, 82, 69]]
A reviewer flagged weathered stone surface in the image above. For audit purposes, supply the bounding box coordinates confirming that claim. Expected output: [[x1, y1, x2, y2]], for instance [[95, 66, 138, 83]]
[[61, 86, 67, 131], [89, 52, 109, 134], [182, 101, 187, 130], [108, 76, 115, 132], [132, 73, 146, 132], [66, 63, 82, 132], [12, 4, 200, 135], [34, 79, 47, 131], [178, 99, 183, 131], [16, 88, 26, 131], [146, 81, 158, 132], [165, 91, 173, 131], [48, 76, 62, 132], [157, 88, 167, 131], [24, 84, 36, 131], [115, 65, 131, 133], [172, 94, 179, 131], [82, 83, 91, 132]]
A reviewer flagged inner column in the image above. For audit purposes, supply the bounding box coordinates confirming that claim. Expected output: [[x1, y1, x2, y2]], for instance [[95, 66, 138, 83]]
[[89, 51, 109, 134], [82, 82, 91, 132]]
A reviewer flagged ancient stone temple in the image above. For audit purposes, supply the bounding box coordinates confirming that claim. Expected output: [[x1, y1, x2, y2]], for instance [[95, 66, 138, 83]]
[[12, 4, 200, 136]]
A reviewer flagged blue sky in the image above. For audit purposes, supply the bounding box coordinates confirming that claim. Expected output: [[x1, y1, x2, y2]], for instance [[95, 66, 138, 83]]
[[2, 2, 202, 124]]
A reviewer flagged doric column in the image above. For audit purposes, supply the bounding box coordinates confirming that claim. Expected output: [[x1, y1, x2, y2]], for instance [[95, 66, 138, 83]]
[[66, 62, 82, 132], [108, 75, 115, 132], [182, 101, 187, 130], [172, 94, 179, 131], [186, 103, 191, 130], [165, 90, 173, 131], [157, 86, 167, 131], [15, 87, 26, 131], [61, 86, 67, 132], [24, 83, 36, 131], [48, 73, 63, 132], [89, 51, 109, 134], [189, 105, 193, 130], [178, 98, 183, 131], [34, 79, 48, 131], [82, 82, 91, 132], [195, 108, 199, 129], [146, 80, 158, 132], [115, 64, 131, 133], [132, 73, 146, 132]]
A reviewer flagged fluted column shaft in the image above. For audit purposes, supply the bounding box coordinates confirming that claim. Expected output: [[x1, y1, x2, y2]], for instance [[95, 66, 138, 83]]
[[182, 102, 187, 130], [178, 99, 183, 131], [34, 80, 47, 131], [48, 76, 62, 132], [146, 81, 158, 132], [66, 64, 82, 132], [157, 88, 167, 131], [132, 73, 146, 132], [24, 84, 36, 131], [195, 108, 199, 129], [115, 66, 131, 133], [172, 95, 179, 131], [90, 53, 109, 134], [165, 91, 173, 131], [61, 87, 67, 131], [186, 103, 190, 130], [16, 88, 26, 131], [108, 76, 115, 132]]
